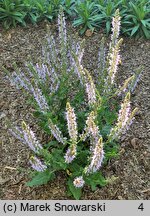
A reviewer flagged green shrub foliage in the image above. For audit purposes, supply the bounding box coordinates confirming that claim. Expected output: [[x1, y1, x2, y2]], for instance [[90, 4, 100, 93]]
[[0, 0, 149, 38]]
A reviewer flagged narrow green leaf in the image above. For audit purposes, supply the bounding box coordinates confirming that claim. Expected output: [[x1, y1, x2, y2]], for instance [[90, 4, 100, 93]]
[[131, 25, 139, 36], [142, 25, 150, 39], [141, 19, 146, 27], [106, 21, 111, 34]]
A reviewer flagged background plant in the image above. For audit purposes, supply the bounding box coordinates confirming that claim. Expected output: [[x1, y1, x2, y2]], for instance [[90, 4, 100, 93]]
[[0, 0, 26, 29], [34, 0, 53, 22], [5, 9, 140, 199], [61, 0, 76, 18], [22, 0, 38, 24], [121, 0, 150, 39], [72, 0, 102, 34], [0, 0, 149, 39], [95, 0, 122, 35]]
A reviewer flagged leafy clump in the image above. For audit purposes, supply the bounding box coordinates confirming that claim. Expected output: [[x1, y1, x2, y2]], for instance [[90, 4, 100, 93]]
[[5, 8, 141, 199], [0, 0, 149, 39], [72, 0, 101, 34], [0, 0, 26, 29], [121, 0, 150, 39]]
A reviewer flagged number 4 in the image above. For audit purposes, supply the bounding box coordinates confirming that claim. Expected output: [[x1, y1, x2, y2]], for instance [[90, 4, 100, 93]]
[[138, 203, 144, 211]]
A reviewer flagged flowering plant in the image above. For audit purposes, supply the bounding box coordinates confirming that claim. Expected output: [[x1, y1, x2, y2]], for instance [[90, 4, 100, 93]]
[[5, 8, 140, 199]]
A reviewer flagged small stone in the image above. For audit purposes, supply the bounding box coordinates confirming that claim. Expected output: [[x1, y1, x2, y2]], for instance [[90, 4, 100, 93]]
[[143, 151, 148, 156], [140, 44, 144, 48], [7, 33, 12, 40], [85, 29, 93, 37], [0, 112, 6, 120], [130, 138, 139, 148], [118, 196, 123, 200]]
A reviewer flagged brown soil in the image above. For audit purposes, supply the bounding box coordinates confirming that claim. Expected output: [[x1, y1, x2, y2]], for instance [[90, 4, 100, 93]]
[[0, 21, 150, 200]]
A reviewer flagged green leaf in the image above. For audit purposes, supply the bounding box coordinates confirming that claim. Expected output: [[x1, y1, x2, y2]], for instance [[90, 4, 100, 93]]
[[36, 2, 44, 12], [145, 18, 150, 23], [26, 170, 55, 187], [131, 25, 139, 36], [101, 125, 111, 137], [85, 172, 107, 191], [29, 13, 38, 23], [142, 25, 150, 39], [122, 21, 132, 25], [68, 179, 82, 200], [12, 12, 24, 17], [53, 158, 67, 170], [45, 15, 53, 20], [73, 19, 83, 26], [87, 22, 94, 31], [125, 14, 136, 19], [44, 140, 58, 149], [68, 162, 83, 176], [106, 20, 111, 34], [80, 25, 87, 35], [0, 8, 6, 12], [14, 16, 25, 24], [141, 19, 150, 27], [141, 19, 146, 27]]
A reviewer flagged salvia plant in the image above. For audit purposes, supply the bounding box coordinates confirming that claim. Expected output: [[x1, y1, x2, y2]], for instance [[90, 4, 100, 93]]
[[5, 8, 141, 199]]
